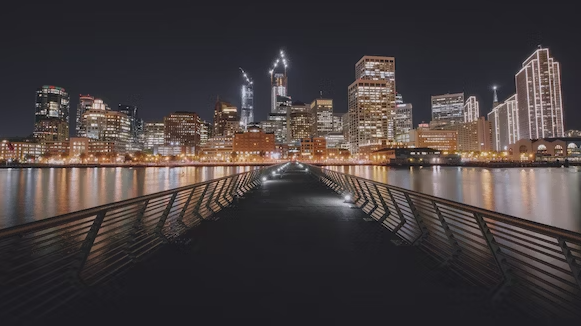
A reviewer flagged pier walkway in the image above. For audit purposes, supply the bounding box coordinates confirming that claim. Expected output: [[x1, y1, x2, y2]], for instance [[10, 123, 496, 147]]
[[40, 164, 534, 326]]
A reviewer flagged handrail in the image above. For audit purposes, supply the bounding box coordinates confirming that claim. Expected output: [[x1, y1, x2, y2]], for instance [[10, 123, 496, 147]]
[[309, 164, 581, 320], [0, 164, 281, 322]]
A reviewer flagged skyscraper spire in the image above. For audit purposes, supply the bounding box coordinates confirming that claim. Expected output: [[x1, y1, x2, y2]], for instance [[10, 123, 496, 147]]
[[492, 86, 499, 105]]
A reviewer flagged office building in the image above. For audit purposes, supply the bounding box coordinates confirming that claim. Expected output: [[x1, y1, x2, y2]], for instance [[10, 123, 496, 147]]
[[431, 93, 465, 128], [34, 85, 70, 141], [464, 96, 480, 123]]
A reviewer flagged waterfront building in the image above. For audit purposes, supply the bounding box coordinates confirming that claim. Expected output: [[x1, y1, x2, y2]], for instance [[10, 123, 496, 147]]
[[310, 98, 333, 137], [431, 93, 465, 128], [34, 85, 70, 141], [348, 55, 396, 153], [464, 96, 480, 123], [213, 99, 239, 137], [199, 136, 233, 161], [508, 137, 581, 161], [232, 126, 275, 160], [440, 117, 492, 152], [300, 137, 326, 159], [76, 95, 94, 137], [164, 111, 202, 150], [409, 128, 458, 152], [487, 94, 518, 152], [325, 132, 346, 149], [515, 47, 564, 140]]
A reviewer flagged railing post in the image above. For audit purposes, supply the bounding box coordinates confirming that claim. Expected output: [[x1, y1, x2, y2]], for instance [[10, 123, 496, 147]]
[[373, 184, 392, 224], [354, 178, 370, 208], [432, 201, 462, 263], [385, 188, 406, 233], [74, 210, 108, 284], [557, 237, 581, 291], [404, 193, 429, 245], [205, 182, 218, 215], [213, 179, 227, 209], [473, 212, 515, 302], [178, 188, 197, 225], [127, 199, 149, 260], [155, 192, 178, 241], [362, 181, 378, 216], [234, 173, 248, 197], [192, 183, 209, 220]]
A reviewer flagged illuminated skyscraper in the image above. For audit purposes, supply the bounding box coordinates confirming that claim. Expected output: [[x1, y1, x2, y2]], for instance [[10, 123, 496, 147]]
[[515, 47, 564, 139], [310, 98, 333, 137], [431, 93, 465, 128], [464, 96, 480, 123], [269, 50, 288, 113], [34, 85, 70, 141], [488, 94, 518, 151], [76, 94, 94, 137], [239, 68, 254, 130], [347, 56, 396, 153], [394, 93, 413, 143]]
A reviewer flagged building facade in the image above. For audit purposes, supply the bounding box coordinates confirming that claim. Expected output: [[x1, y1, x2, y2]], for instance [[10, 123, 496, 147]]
[[34, 85, 70, 141], [144, 121, 165, 150], [488, 94, 518, 151], [464, 96, 480, 123], [240, 69, 254, 130], [515, 47, 564, 140], [164, 111, 202, 149], [348, 56, 396, 153], [394, 93, 413, 143], [232, 126, 275, 159], [310, 98, 333, 137], [431, 93, 465, 128], [213, 99, 239, 137]]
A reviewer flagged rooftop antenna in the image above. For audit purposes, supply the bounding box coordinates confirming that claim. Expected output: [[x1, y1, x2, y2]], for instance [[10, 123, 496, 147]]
[[320, 90, 323, 98]]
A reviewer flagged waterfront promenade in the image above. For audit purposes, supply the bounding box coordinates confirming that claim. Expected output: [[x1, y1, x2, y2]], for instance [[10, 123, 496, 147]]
[[40, 164, 534, 325]]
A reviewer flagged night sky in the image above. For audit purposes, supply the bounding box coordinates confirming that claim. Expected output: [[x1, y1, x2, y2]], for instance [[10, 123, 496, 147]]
[[1, 3, 578, 138]]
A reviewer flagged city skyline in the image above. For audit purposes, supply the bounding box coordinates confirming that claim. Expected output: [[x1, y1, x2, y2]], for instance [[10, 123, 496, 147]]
[[1, 4, 578, 137]]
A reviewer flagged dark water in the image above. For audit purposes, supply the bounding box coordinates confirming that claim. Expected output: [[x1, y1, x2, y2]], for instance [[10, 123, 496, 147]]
[[325, 165, 581, 233], [0, 166, 257, 229]]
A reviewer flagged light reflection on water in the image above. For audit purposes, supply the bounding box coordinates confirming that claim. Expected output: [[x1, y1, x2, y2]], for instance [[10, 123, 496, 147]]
[[325, 165, 581, 232], [0, 166, 256, 229]]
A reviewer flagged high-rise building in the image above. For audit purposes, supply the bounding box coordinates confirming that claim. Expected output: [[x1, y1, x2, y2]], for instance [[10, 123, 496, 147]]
[[515, 47, 564, 140], [311, 98, 333, 137], [213, 98, 239, 137], [34, 85, 70, 141], [200, 121, 212, 146], [347, 56, 396, 153], [289, 101, 312, 143], [431, 93, 465, 128], [80, 98, 131, 153], [144, 121, 165, 150], [488, 94, 518, 152], [464, 96, 480, 123], [394, 94, 413, 143], [239, 68, 254, 130], [332, 113, 343, 133], [76, 95, 94, 137], [118, 104, 144, 151], [269, 50, 288, 113], [164, 112, 202, 148]]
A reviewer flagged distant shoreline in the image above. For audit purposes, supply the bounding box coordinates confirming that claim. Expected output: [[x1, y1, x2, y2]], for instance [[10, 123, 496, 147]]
[[0, 163, 275, 169]]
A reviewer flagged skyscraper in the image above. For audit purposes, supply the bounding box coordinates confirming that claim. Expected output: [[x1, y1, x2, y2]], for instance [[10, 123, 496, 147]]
[[431, 93, 465, 128], [487, 94, 518, 151], [394, 93, 413, 143], [76, 95, 94, 137], [310, 98, 333, 137], [239, 68, 254, 130], [34, 85, 70, 141], [269, 50, 288, 113], [118, 104, 144, 151], [515, 47, 564, 140], [347, 56, 396, 153], [213, 98, 239, 137], [464, 96, 480, 123]]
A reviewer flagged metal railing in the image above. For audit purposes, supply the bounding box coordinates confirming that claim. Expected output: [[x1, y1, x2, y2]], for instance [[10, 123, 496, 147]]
[[0, 165, 278, 320], [310, 165, 581, 320]]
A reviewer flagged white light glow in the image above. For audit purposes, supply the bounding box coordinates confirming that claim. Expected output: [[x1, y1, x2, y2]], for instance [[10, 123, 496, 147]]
[[344, 195, 351, 201], [262, 177, 267, 182]]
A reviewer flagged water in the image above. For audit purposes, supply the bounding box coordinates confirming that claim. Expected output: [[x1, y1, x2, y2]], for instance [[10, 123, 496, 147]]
[[325, 165, 581, 233], [0, 166, 257, 229]]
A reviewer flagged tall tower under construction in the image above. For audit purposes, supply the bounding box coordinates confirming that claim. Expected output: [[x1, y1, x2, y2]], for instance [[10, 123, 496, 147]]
[[239, 68, 254, 130], [269, 50, 289, 113]]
